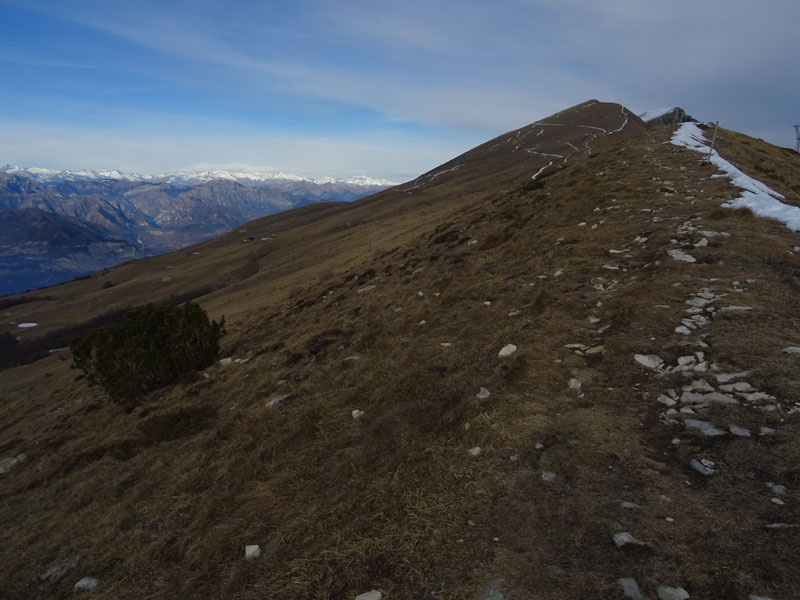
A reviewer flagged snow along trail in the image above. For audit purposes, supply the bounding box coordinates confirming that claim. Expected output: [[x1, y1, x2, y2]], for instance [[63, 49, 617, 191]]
[[671, 123, 800, 232], [531, 161, 554, 180]]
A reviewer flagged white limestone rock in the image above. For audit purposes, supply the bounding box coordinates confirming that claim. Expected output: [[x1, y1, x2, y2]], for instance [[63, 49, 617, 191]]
[[498, 344, 517, 358]]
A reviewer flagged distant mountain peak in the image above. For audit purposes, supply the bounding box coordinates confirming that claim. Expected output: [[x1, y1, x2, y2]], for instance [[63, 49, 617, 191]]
[[0, 165, 399, 188]]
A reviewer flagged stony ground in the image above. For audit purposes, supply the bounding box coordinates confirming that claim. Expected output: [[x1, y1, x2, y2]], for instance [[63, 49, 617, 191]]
[[1, 110, 800, 599]]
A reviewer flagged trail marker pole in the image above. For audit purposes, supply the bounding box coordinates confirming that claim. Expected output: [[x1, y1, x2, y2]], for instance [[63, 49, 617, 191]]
[[794, 124, 800, 152], [707, 121, 719, 162]]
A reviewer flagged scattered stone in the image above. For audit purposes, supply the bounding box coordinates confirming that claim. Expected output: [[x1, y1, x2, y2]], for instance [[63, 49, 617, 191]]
[[74, 577, 100, 591], [703, 392, 739, 405], [765, 522, 798, 530], [245, 545, 261, 559], [759, 426, 777, 436], [476, 387, 490, 399], [684, 419, 726, 437], [352, 410, 365, 419], [620, 501, 641, 510], [729, 425, 751, 437], [716, 371, 751, 383], [266, 394, 290, 408], [657, 394, 677, 407], [585, 345, 605, 355], [768, 483, 788, 496], [508, 309, 521, 317], [635, 354, 664, 370], [498, 344, 517, 358], [694, 238, 708, 248], [541, 471, 556, 482], [668, 249, 696, 263], [440, 342, 453, 347], [468, 447, 482, 458], [613, 532, 646, 549], [40, 552, 84, 583], [534, 442, 544, 450], [771, 498, 785, 506], [355, 590, 382, 600], [0, 454, 25, 475], [675, 326, 692, 335], [568, 378, 582, 391], [690, 458, 717, 476], [618, 577, 644, 600], [219, 357, 233, 366], [479, 581, 506, 600], [683, 379, 714, 392], [657, 585, 690, 600], [344, 355, 360, 361], [783, 347, 800, 354]]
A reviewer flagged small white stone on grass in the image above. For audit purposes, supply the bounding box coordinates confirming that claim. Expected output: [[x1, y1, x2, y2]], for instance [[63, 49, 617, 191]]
[[729, 424, 751, 437], [245, 545, 261, 559], [266, 394, 290, 408], [634, 354, 663, 370], [768, 483, 788, 496], [352, 410, 365, 419], [613, 532, 646, 548], [691, 458, 717, 476], [618, 577, 644, 600], [668, 249, 696, 263], [468, 447, 482, 457], [74, 577, 100, 591], [498, 344, 517, 358], [783, 346, 800, 354], [568, 378, 582, 391], [355, 590, 382, 600], [541, 471, 556, 482], [684, 419, 726, 437], [657, 585, 690, 600], [715, 371, 751, 383], [675, 326, 692, 335], [476, 387, 490, 399], [771, 498, 785, 506], [219, 357, 233, 366]]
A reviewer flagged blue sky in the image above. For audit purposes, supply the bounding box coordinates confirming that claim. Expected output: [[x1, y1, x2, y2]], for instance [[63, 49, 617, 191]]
[[1, 0, 798, 181]]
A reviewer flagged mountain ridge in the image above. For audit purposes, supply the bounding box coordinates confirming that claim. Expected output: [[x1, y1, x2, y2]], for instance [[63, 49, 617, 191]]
[[1, 100, 800, 599]]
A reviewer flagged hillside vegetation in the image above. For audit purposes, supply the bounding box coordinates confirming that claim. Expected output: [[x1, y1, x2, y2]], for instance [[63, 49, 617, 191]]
[[1, 101, 800, 599]]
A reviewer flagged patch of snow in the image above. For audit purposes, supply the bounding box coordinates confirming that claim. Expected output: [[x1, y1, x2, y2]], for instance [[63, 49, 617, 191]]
[[17, 322, 37, 328], [638, 107, 676, 122], [671, 123, 800, 231]]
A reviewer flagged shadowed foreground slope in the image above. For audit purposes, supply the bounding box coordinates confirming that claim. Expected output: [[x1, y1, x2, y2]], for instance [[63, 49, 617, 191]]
[[2, 101, 800, 599]]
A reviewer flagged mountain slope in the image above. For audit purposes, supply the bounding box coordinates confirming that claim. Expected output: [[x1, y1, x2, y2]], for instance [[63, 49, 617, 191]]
[[1, 101, 800, 600]]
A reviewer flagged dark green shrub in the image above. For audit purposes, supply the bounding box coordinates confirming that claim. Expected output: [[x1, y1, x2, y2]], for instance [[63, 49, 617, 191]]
[[71, 302, 225, 409]]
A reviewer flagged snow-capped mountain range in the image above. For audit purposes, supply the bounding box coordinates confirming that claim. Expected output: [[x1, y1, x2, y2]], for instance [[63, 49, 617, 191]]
[[0, 164, 398, 188]]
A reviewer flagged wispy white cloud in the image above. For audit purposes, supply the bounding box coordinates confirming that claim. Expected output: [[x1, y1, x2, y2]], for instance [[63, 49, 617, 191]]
[[0, 118, 473, 181]]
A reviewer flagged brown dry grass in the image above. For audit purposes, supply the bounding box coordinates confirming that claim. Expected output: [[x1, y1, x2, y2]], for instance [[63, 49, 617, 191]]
[[2, 107, 800, 599]]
